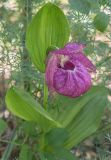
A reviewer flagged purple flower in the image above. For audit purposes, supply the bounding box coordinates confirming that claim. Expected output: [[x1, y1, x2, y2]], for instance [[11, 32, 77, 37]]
[[45, 43, 96, 98]]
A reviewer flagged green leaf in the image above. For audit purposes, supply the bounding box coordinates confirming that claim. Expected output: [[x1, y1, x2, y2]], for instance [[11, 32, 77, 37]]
[[69, 0, 91, 14], [88, 0, 100, 12], [54, 148, 77, 160], [1, 128, 17, 160], [45, 147, 76, 160], [21, 121, 38, 137], [64, 86, 108, 148], [0, 119, 7, 135], [19, 145, 35, 160], [26, 3, 70, 72], [44, 128, 77, 160], [49, 87, 103, 127], [49, 86, 108, 149], [93, 12, 110, 32], [45, 128, 69, 147], [39, 153, 46, 160], [45, 153, 57, 160], [5, 87, 62, 132]]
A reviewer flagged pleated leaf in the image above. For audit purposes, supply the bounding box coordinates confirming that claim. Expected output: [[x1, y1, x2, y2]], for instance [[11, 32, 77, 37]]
[[5, 87, 62, 132], [64, 86, 108, 148], [49, 86, 108, 149], [49, 87, 103, 127], [26, 3, 70, 72]]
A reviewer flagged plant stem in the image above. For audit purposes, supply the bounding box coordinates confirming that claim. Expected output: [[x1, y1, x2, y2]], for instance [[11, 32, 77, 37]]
[[0, 139, 20, 146], [43, 78, 48, 110]]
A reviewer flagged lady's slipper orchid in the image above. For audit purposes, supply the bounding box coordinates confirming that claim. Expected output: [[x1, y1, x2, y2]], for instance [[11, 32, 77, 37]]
[[45, 43, 96, 98]]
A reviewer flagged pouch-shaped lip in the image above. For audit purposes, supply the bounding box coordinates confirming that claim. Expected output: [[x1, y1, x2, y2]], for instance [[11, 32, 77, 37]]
[[45, 43, 96, 98]]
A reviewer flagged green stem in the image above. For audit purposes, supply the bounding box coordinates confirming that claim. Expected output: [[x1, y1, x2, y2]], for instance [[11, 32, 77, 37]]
[[43, 78, 48, 110], [0, 139, 20, 146]]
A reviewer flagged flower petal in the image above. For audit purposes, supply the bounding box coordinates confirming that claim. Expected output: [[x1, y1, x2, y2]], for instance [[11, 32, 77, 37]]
[[71, 53, 96, 72], [45, 54, 58, 91], [53, 61, 91, 98], [65, 42, 85, 52], [50, 43, 96, 72]]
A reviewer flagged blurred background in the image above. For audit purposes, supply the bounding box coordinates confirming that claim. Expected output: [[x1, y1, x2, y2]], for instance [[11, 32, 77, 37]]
[[0, 0, 111, 159]]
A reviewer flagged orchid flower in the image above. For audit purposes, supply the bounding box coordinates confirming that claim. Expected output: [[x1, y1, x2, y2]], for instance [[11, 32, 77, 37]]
[[46, 43, 96, 98]]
